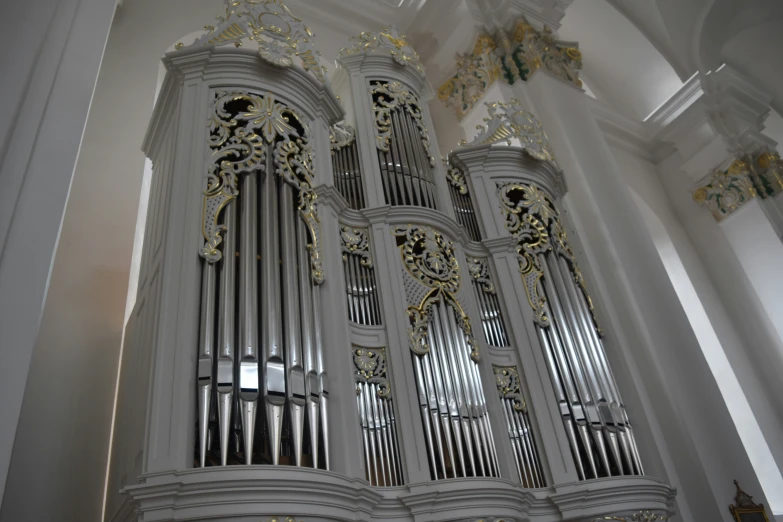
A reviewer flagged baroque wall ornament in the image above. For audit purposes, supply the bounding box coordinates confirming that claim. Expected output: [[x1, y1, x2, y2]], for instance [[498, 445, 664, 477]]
[[438, 19, 582, 120], [339, 25, 425, 75], [467, 257, 495, 294], [494, 365, 526, 412], [353, 347, 391, 397], [370, 81, 436, 167], [340, 226, 373, 267], [498, 182, 601, 333], [446, 162, 469, 195], [330, 121, 356, 150], [694, 153, 783, 222], [177, 0, 327, 83], [461, 100, 558, 166], [437, 34, 504, 121], [392, 225, 480, 361], [200, 89, 325, 284]]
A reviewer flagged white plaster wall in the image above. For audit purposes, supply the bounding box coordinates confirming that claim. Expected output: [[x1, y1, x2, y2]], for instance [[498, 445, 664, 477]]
[[0, 0, 116, 515]]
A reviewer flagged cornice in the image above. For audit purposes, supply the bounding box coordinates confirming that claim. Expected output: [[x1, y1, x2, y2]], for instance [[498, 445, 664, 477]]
[[337, 52, 434, 101], [361, 205, 483, 248]]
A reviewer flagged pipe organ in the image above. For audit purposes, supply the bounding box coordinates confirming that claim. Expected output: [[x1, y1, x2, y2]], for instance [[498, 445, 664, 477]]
[[112, 3, 675, 520]]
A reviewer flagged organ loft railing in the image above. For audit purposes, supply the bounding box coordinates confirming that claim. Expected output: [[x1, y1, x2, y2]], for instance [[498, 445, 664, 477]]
[[197, 90, 329, 469]]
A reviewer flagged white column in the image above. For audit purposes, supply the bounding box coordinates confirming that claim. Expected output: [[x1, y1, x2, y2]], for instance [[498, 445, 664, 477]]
[[0, 0, 116, 510]]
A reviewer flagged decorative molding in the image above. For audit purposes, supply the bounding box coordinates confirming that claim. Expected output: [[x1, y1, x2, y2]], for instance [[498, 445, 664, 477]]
[[370, 80, 436, 167], [176, 0, 327, 84], [439, 17, 581, 120], [200, 89, 324, 284], [693, 152, 783, 222], [339, 25, 425, 75], [461, 100, 558, 167]]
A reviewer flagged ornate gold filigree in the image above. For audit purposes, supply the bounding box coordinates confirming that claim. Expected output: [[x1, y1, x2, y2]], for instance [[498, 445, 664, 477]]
[[438, 34, 503, 121], [353, 347, 391, 398], [201, 90, 324, 284], [446, 163, 469, 195], [494, 366, 526, 412], [370, 81, 435, 167], [695, 152, 783, 222], [340, 226, 372, 267], [461, 99, 557, 166], [506, 19, 582, 87], [467, 257, 495, 294], [393, 225, 480, 361], [593, 511, 669, 522], [179, 0, 327, 83], [340, 25, 425, 75]]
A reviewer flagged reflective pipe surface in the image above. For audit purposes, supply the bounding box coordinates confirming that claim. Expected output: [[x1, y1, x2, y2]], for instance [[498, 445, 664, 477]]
[[413, 355, 439, 479], [331, 140, 366, 210], [312, 283, 330, 470], [217, 204, 237, 465], [197, 261, 217, 467], [342, 251, 382, 326]]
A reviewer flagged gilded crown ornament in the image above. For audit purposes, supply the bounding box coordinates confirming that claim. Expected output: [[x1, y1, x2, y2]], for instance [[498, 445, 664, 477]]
[[340, 25, 425, 75], [177, 0, 327, 83], [461, 99, 558, 166]]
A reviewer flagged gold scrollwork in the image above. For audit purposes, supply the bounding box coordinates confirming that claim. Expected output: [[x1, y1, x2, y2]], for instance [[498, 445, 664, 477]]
[[340, 226, 372, 267], [393, 225, 480, 361], [353, 347, 391, 398], [179, 0, 327, 83], [370, 81, 436, 167], [330, 121, 356, 150], [446, 163, 469, 195], [493, 366, 526, 412], [594, 511, 669, 522], [201, 90, 324, 285], [467, 257, 495, 294]]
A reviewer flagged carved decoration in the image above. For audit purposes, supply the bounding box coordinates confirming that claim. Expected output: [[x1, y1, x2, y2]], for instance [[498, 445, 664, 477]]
[[370, 81, 436, 167], [438, 18, 582, 119], [467, 257, 495, 294], [461, 99, 557, 167], [392, 225, 480, 361], [694, 153, 783, 222], [201, 90, 324, 284], [330, 121, 356, 150], [498, 182, 602, 334], [340, 25, 425, 75], [437, 34, 503, 121], [353, 347, 391, 398], [494, 365, 526, 412], [446, 163, 469, 195], [340, 226, 373, 267], [177, 0, 326, 83], [594, 511, 669, 522]]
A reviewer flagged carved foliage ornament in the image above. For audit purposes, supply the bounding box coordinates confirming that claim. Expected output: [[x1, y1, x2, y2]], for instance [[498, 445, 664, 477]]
[[438, 19, 582, 120], [177, 0, 327, 83], [340, 226, 373, 267], [353, 347, 391, 398], [462, 100, 557, 166], [446, 162, 469, 195], [330, 121, 356, 151], [593, 511, 669, 522], [498, 182, 601, 334], [340, 25, 425, 75], [370, 81, 436, 167], [694, 153, 783, 222], [494, 365, 526, 412], [200, 90, 324, 284], [392, 225, 479, 362], [467, 257, 495, 294]]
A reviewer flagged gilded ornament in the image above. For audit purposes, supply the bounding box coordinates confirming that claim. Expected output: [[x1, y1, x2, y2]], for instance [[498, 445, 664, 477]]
[[494, 366, 526, 412], [445, 163, 469, 195], [339, 25, 425, 75], [594, 511, 668, 522], [461, 99, 558, 167], [467, 257, 495, 294], [370, 81, 436, 167], [201, 90, 324, 285], [330, 121, 356, 150], [340, 226, 373, 267], [393, 225, 480, 361], [352, 347, 391, 398], [179, 0, 327, 83]]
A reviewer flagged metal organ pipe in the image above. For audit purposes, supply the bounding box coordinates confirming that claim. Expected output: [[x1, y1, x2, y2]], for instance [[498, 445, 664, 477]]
[[197, 262, 216, 467], [217, 204, 237, 465]]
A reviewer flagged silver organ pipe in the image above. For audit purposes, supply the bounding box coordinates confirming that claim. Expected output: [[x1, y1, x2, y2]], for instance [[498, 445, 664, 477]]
[[370, 81, 438, 209], [494, 366, 546, 487], [196, 90, 329, 469], [330, 123, 366, 210], [446, 164, 482, 242], [353, 347, 404, 486], [340, 227, 382, 326], [392, 225, 499, 480], [498, 181, 643, 479], [467, 258, 509, 347]]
